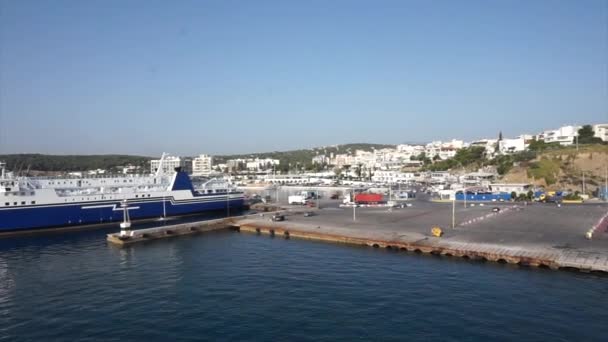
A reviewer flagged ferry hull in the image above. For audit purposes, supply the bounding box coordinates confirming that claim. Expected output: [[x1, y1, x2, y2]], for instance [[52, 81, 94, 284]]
[[0, 198, 244, 232]]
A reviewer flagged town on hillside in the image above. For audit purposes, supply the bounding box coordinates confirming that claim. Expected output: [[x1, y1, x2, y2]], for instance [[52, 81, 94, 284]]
[[141, 123, 607, 202], [2, 124, 607, 202]]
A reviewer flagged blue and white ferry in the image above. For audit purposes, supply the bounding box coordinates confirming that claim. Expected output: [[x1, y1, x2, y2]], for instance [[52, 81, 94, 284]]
[[0, 155, 244, 233]]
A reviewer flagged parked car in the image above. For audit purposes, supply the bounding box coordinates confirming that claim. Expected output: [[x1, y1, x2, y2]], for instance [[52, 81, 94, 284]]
[[272, 214, 285, 222], [492, 207, 500, 212], [303, 212, 315, 217]]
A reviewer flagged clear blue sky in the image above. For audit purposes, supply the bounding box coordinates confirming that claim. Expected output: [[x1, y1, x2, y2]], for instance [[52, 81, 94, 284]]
[[1, 0, 606, 156]]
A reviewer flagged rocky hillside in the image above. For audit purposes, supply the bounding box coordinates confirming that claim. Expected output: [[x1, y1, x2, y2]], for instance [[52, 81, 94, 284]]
[[501, 145, 608, 194]]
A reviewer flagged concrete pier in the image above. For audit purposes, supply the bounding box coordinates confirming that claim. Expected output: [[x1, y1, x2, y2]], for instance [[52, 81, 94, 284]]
[[107, 217, 234, 246], [107, 200, 608, 273], [233, 202, 608, 273]]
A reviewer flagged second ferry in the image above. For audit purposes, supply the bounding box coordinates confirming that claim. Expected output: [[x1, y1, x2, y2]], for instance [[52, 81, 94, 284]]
[[0, 154, 244, 232]]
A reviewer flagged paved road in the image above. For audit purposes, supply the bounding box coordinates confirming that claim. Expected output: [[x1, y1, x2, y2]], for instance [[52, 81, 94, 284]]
[[274, 199, 608, 250]]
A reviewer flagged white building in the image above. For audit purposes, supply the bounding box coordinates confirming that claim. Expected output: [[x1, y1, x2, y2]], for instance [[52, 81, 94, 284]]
[[246, 158, 279, 171], [151, 155, 192, 174], [426, 171, 453, 185], [423, 140, 465, 160], [121, 165, 139, 174], [397, 144, 425, 154], [536, 125, 581, 146], [226, 158, 279, 172], [593, 124, 608, 142], [371, 171, 416, 184], [312, 155, 329, 165], [469, 139, 498, 158], [192, 154, 214, 176], [489, 183, 532, 195], [460, 170, 496, 186], [87, 169, 106, 175], [498, 136, 528, 154]]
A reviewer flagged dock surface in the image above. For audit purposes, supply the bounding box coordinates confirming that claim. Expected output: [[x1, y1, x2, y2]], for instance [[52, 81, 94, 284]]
[[108, 200, 608, 273]]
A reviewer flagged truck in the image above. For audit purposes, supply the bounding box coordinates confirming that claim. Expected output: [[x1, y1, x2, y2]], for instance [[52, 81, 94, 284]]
[[538, 191, 563, 203], [354, 193, 385, 204], [288, 195, 307, 205]]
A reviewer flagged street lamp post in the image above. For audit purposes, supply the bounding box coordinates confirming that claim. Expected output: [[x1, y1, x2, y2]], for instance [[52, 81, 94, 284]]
[[582, 171, 586, 195], [352, 186, 356, 222], [452, 195, 455, 229]]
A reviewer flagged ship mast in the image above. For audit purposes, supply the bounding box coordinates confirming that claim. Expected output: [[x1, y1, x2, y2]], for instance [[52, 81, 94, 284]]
[[155, 152, 167, 177]]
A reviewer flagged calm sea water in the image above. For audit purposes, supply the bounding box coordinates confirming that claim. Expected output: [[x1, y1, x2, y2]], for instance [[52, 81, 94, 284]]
[[1, 228, 607, 341]]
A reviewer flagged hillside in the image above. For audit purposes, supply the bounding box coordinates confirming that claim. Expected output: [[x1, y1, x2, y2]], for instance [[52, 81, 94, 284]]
[[0, 154, 152, 173], [0, 144, 394, 174], [501, 145, 608, 193]]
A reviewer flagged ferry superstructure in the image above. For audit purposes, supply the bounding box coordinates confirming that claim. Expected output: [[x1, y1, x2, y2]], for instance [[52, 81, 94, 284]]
[[0, 155, 244, 232]]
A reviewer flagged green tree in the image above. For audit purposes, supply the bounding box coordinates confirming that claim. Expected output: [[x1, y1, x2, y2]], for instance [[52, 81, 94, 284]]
[[496, 131, 503, 153], [577, 125, 603, 144], [526, 190, 534, 201], [528, 138, 561, 152], [333, 167, 342, 179]]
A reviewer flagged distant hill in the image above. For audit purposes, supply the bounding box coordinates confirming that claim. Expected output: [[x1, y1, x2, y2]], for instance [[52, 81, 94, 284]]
[[0, 143, 395, 174], [501, 144, 608, 193], [0, 154, 152, 173], [215, 143, 396, 170]]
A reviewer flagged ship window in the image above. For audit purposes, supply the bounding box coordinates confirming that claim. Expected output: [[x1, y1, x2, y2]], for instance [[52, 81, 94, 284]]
[[21, 201, 25, 205], [13, 202, 17, 205], [5, 188, 10, 192], [135, 195, 138, 198], [31, 201, 35, 204], [4, 202, 8, 206], [148, 194, 151, 197]]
